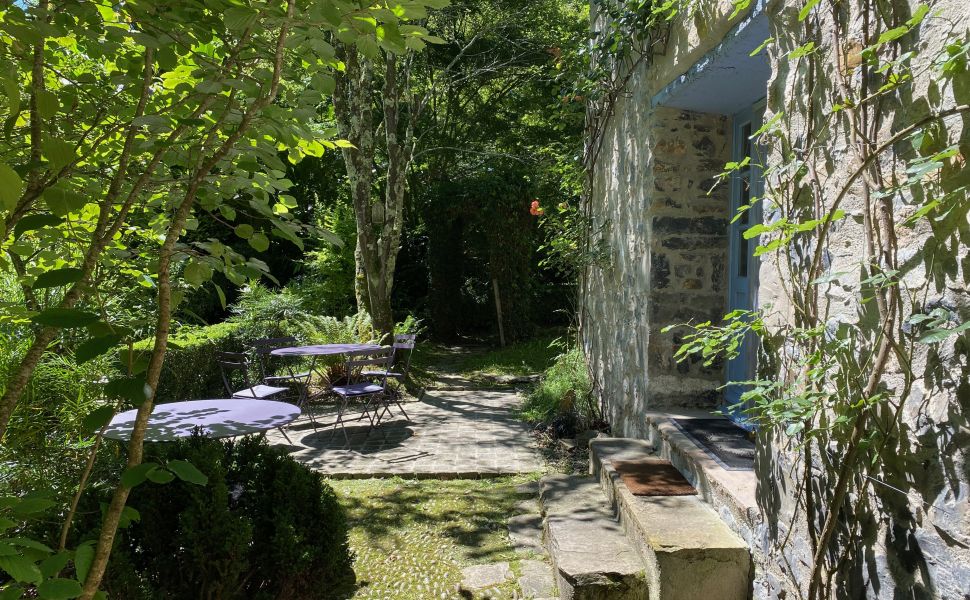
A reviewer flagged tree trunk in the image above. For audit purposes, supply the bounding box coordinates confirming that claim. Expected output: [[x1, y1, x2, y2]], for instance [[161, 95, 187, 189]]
[[333, 47, 416, 339]]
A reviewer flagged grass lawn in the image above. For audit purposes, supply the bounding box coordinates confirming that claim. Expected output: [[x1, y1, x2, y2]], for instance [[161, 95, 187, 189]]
[[330, 476, 541, 599], [408, 331, 566, 389]]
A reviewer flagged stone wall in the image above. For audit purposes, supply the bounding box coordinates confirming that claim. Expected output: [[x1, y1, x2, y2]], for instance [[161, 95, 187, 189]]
[[582, 0, 970, 597], [583, 99, 731, 436]]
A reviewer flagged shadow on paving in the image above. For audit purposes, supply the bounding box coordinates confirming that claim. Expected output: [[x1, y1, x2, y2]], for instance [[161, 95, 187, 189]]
[[265, 383, 544, 478]]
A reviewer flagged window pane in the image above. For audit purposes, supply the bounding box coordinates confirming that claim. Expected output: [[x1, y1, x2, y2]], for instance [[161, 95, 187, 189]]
[[738, 231, 748, 278]]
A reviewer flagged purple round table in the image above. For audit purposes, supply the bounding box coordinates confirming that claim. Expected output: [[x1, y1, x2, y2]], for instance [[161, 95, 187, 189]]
[[269, 343, 381, 357], [103, 399, 301, 442]]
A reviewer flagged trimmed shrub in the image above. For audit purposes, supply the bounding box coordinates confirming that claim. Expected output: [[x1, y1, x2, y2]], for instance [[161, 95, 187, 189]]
[[97, 435, 355, 599], [129, 321, 243, 402]]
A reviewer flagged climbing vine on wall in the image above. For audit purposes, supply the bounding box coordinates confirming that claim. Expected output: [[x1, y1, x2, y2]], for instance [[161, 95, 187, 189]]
[[665, 1, 969, 597]]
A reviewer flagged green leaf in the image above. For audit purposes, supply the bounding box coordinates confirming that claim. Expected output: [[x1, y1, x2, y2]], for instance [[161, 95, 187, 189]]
[[44, 184, 87, 217], [248, 232, 270, 252], [9, 498, 55, 516], [224, 6, 259, 31], [167, 460, 208, 485], [907, 3, 930, 26], [36, 577, 82, 599], [75, 335, 122, 364], [39, 551, 71, 579], [146, 469, 175, 484], [917, 321, 970, 344], [4, 537, 51, 553], [73, 543, 94, 583], [81, 406, 115, 433], [0, 163, 24, 212], [0, 585, 23, 600], [31, 309, 99, 328], [876, 26, 909, 45], [104, 377, 151, 403], [120, 463, 159, 488], [43, 137, 76, 172], [14, 214, 63, 237], [0, 556, 41, 584], [234, 223, 254, 239], [35, 89, 59, 119], [183, 261, 213, 287], [357, 36, 380, 60], [798, 0, 821, 21], [33, 268, 84, 289]]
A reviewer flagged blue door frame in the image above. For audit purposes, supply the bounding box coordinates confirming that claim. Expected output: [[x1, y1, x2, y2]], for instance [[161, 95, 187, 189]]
[[724, 101, 765, 425]]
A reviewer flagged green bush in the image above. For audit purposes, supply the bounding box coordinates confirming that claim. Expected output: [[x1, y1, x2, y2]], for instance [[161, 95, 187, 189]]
[[288, 201, 358, 319], [129, 321, 243, 402], [522, 344, 596, 426], [96, 435, 355, 600], [0, 351, 116, 498]]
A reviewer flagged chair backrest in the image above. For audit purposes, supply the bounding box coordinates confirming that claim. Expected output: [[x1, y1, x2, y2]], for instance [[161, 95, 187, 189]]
[[250, 336, 298, 379], [345, 347, 394, 387], [215, 351, 252, 396], [251, 336, 298, 354], [391, 333, 417, 376]]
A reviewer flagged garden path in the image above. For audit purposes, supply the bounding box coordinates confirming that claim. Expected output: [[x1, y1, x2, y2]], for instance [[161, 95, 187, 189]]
[[265, 381, 544, 478]]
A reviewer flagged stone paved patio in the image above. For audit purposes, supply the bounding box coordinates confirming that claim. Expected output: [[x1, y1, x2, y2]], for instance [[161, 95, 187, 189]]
[[265, 385, 544, 478]]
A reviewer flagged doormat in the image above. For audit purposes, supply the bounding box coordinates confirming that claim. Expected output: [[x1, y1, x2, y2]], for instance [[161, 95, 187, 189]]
[[671, 418, 755, 471], [611, 459, 697, 496]]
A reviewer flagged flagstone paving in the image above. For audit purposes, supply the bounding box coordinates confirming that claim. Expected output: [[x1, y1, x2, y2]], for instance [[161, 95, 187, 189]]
[[265, 384, 544, 478]]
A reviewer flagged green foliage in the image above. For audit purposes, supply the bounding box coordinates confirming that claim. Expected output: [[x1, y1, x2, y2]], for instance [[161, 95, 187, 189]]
[[522, 344, 595, 425], [0, 352, 115, 498], [230, 283, 328, 343], [129, 321, 243, 402], [88, 435, 354, 600], [288, 201, 358, 318]]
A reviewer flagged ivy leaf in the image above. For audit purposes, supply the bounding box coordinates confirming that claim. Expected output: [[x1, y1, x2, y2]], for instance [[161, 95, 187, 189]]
[[0, 163, 24, 212], [876, 26, 909, 46], [167, 460, 208, 485], [120, 463, 159, 488], [797, 0, 821, 21], [36, 577, 83, 599], [917, 321, 970, 344], [33, 268, 84, 289], [31, 309, 99, 328]]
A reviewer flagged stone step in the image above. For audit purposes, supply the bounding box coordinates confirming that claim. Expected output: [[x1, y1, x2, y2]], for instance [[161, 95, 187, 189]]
[[590, 438, 752, 600], [539, 474, 649, 600]]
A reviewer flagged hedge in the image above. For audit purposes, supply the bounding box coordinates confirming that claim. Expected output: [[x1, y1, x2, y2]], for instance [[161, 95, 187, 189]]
[[129, 321, 244, 402]]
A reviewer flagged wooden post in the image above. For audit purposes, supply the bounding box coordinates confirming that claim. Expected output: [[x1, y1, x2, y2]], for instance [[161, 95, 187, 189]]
[[492, 277, 506, 347]]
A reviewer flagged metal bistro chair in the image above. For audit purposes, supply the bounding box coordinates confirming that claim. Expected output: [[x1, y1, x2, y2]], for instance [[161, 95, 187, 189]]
[[251, 336, 316, 429], [329, 347, 394, 445], [361, 333, 416, 421], [215, 351, 294, 443]]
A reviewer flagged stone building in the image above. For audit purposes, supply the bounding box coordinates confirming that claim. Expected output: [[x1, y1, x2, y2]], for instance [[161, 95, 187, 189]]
[[580, 0, 969, 597]]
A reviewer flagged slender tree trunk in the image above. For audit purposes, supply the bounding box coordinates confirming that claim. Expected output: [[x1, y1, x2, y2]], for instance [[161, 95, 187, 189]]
[[78, 7, 294, 594], [333, 47, 417, 338]]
